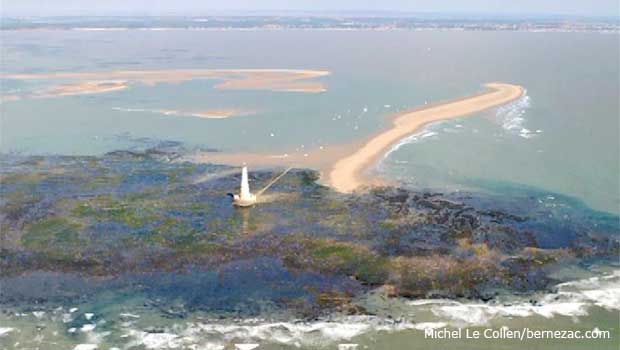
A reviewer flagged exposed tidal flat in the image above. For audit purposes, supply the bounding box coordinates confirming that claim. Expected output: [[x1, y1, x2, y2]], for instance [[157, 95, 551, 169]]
[[1, 148, 618, 349], [2, 69, 330, 101]]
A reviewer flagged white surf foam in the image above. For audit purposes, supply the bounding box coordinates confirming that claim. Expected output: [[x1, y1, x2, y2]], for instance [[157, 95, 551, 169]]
[[81, 324, 96, 332], [126, 330, 181, 349], [494, 91, 537, 139], [411, 322, 448, 331], [383, 123, 443, 159], [123, 316, 417, 349], [0, 327, 14, 337], [412, 270, 620, 326], [73, 345, 98, 350], [3, 271, 617, 349]]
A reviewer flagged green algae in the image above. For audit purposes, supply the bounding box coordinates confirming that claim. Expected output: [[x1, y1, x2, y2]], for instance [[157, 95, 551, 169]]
[[282, 236, 390, 285], [72, 194, 158, 228], [22, 217, 83, 251], [1, 152, 618, 307]]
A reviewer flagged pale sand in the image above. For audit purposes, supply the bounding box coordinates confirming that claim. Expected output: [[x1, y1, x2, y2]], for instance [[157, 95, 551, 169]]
[[186, 82, 523, 192], [327, 83, 524, 192], [0, 95, 21, 103], [112, 107, 254, 119], [158, 109, 246, 119], [4, 69, 330, 99], [48, 80, 129, 97]]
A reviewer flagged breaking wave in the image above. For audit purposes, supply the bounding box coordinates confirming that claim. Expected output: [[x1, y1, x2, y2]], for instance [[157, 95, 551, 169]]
[[383, 123, 443, 159], [119, 270, 620, 348], [382, 90, 536, 165], [495, 91, 539, 139], [122, 316, 417, 349], [412, 269, 620, 327], [2, 271, 617, 349]]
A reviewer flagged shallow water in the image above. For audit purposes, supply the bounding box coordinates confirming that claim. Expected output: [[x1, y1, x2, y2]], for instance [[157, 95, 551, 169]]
[[1, 30, 618, 213], [1, 29, 619, 350]]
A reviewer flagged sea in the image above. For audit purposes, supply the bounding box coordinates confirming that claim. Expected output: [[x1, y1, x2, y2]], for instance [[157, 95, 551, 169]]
[[1, 28, 619, 349]]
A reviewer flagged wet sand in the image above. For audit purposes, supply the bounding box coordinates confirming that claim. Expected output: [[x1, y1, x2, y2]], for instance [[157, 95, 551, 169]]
[[4, 69, 330, 99], [327, 83, 524, 192]]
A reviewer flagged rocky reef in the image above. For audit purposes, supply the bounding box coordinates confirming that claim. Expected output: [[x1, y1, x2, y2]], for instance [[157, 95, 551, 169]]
[[1, 149, 618, 318]]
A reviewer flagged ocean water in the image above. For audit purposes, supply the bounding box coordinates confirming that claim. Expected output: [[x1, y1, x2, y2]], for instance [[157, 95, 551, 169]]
[[1, 29, 619, 349], [1, 30, 618, 214]]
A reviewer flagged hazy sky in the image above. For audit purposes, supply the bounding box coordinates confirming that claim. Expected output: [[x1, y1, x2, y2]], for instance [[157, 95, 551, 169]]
[[1, 0, 618, 17]]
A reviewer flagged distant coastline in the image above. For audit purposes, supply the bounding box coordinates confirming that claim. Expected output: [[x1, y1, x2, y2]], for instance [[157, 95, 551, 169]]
[[1, 16, 618, 33]]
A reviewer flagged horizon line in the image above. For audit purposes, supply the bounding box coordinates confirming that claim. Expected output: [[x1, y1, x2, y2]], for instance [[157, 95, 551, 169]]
[[1, 10, 619, 20]]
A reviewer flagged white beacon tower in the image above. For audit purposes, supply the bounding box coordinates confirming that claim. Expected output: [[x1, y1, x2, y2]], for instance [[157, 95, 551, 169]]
[[229, 166, 257, 207]]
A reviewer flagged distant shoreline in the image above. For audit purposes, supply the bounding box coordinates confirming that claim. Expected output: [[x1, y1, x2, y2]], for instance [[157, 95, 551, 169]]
[[327, 83, 524, 192], [1, 15, 617, 33], [2, 28, 618, 34]]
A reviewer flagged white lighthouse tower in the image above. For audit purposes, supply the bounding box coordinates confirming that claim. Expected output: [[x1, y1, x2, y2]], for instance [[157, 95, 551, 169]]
[[229, 166, 257, 207]]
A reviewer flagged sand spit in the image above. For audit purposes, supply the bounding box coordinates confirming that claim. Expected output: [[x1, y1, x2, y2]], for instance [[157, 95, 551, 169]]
[[327, 83, 524, 192], [187, 83, 523, 192], [185, 142, 356, 174], [3, 69, 330, 99], [49, 80, 129, 97]]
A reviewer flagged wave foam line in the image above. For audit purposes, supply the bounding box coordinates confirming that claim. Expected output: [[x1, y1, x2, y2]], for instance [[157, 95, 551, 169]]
[[123, 316, 417, 349], [383, 123, 442, 160], [124, 271, 619, 348], [416, 269, 620, 326], [495, 91, 537, 138]]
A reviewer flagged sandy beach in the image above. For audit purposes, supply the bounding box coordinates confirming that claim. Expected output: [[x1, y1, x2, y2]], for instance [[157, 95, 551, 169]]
[[327, 83, 524, 192]]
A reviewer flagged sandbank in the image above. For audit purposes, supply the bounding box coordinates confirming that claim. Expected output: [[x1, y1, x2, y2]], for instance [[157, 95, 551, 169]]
[[327, 83, 524, 192], [112, 107, 253, 119], [186, 83, 524, 193], [49, 80, 129, 97], [4, 69, 330, 99]]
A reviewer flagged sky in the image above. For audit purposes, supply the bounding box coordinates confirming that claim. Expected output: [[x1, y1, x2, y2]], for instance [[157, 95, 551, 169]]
[[1, 0, 618, 17]]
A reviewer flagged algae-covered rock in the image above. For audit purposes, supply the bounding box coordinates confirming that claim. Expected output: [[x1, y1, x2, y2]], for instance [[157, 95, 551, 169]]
[[1, 151, 618, 316]]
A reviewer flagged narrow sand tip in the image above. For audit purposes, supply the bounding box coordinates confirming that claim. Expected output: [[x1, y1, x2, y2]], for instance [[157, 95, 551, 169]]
[[326, 83, 525, 193]]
